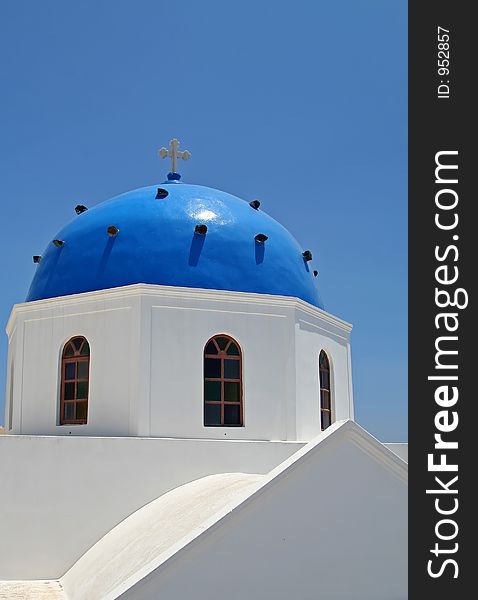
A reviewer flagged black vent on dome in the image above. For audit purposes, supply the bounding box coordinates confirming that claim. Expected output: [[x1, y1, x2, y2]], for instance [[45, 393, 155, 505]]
[[255, 233, 268, 243], [155, 188, 169, 199], [249, 200, 261, 210], [75, 204, 88, 214], [195, 224, 208, 235], [302, 250, 312, 262], [107, 225, 119, 237]]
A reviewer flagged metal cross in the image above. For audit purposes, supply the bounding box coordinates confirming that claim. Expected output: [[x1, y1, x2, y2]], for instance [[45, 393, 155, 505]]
[[158, 138, 191, 174]]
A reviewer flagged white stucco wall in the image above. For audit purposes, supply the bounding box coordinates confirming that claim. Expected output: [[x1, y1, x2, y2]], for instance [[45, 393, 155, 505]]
[[0, 435, 303, 580], [11, 301, 136, 436], [294, 311, 354, 440], [147, 292, 293, 440], [60, 421, 407, 600], [5, 284, 353, 441]]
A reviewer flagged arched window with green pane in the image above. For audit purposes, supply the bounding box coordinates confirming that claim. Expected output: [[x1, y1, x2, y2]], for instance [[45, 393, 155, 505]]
[[203, 335, 243, 427], [60, 336, 90, 425], [319, 350, 332, 430]]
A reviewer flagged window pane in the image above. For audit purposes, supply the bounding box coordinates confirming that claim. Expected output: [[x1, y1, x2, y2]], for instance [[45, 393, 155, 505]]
[[80, 341, 90, 356], [73, 337, 83, 351], [224, 381, 240, 402], [64, 382, 75, 400], [205, 341, 218, 355], [321, 390, 330, 410], [64, 363, 76, 380], [64, 343, 75, 357], [204, 403, 221, 426], [224, 404, 241, 425], [64, 402, 74, 420], [76, 402, 88, 421], [204, 358, 221, 378], [320, 370, 330, 390], [224, 359, 240, 379], [227, 342, 240, 356], [321, 410, 331, 430], [215, 336, 229, 350], [319, 351, 329, 370], [77, 381, 88, 400], [204, 380, 221, 401], [77, 361, 89, 380]]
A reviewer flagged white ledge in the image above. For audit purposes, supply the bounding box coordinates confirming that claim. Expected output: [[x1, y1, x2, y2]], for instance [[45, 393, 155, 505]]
[[7, 283, 353, 335]]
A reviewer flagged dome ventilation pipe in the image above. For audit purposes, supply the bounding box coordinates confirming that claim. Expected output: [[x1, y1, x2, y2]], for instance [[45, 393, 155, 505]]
[[33, 255, 42, 263], [195, 224, 208, 235], [107, 225, 119, 237], [302, 250, 313, 262], [75, 205, 88, 214], [255, 233, 268, 243], [155, 188, 169, 199], [52, 239, 65, 248], [249, 200, 261, 210]]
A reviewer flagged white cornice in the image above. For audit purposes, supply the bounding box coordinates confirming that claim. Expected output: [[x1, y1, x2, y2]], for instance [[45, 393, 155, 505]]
[[6, 284, 352, 335]]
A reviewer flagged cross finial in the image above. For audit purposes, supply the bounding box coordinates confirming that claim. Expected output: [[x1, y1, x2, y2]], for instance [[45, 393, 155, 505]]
[[158, 138, 191, 180]]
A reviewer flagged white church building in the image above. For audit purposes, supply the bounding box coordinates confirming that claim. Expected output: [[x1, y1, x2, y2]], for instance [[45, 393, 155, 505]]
[[0, 140, 407, 599]]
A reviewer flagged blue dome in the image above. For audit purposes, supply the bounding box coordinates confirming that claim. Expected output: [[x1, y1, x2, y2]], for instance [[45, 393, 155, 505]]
[[27, 181, 323, 308]]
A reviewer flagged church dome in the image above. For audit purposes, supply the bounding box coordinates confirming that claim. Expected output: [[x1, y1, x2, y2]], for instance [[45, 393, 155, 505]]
[[27, 180, 323, 308]]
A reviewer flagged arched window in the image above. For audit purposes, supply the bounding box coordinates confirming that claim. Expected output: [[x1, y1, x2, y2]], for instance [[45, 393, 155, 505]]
[[60, 336, 90, 425], [204, 335, 243, 427], [319, 350, 332, 430]]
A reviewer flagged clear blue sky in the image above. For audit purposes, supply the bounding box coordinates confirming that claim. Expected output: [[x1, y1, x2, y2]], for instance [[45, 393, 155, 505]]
[[0, 0, 407, 440]]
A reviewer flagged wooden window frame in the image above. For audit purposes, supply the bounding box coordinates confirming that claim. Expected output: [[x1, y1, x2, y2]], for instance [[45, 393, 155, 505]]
[[319, 350, 332, 431], [60, 336, 90, 425], [204, 335, 243, 427]]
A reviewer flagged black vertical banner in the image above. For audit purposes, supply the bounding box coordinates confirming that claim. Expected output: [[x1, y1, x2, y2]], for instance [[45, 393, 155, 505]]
[[409, 2, 475, 599]]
